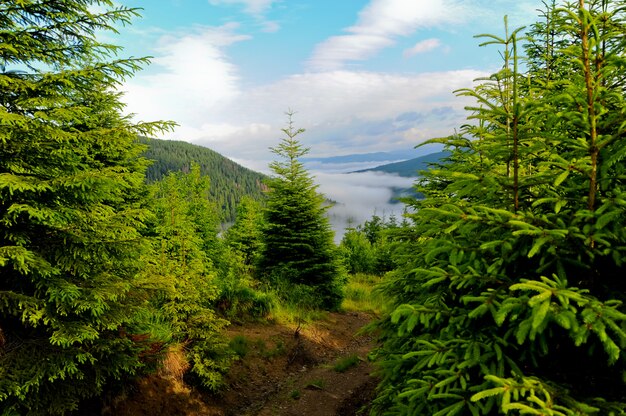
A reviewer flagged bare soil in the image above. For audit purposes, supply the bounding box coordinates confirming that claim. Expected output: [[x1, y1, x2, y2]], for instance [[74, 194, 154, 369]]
[[108, 311, 379, 416]]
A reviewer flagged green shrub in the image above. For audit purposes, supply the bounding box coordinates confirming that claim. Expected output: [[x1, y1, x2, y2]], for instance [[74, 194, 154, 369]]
[[257, 339, 287, 359], [216, 285, 277, 320]]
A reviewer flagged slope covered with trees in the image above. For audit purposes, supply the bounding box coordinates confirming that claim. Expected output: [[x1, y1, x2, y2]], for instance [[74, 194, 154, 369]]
[[140, 137, 267, 223], [373, 1, 626, 414]]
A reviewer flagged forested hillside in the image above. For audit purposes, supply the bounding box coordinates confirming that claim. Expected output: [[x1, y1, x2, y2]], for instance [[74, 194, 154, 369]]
[[140, 137, 267, 222]]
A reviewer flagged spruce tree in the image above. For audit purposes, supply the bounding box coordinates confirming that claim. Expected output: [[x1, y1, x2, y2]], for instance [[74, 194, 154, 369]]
[[225, 196, 265, 268], [373, 1, 626, 414], [258, 113, 344, 310], [145, 166, 230, 390], [0, 1, 171, 413]]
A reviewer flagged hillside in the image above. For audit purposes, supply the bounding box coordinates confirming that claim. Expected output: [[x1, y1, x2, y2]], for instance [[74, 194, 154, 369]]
[[139, 137, 267, 222], [355, 151, 448, 177]]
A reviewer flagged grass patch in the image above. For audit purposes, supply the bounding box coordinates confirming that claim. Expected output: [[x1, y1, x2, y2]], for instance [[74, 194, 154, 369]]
[[333, 354, 361, 373], [256, 338, 287, 359], [289, 389, 301, 400], [157, 343, 190, 380], [228, 335, 250, 358], [341, 273, 386, 314], [217, 284, 277, 322], [269, 301, 329, 327], [306, 379, 326, 390]]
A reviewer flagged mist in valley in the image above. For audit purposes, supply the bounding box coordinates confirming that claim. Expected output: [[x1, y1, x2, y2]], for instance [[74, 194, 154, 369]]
[[313, 170, 416, 241]]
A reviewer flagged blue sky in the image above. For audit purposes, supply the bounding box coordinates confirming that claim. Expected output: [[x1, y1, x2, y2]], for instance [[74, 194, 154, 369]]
[[114, 0, 539, 172]]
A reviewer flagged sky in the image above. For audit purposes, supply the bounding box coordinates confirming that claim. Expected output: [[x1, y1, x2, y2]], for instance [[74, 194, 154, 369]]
[[114, 0, 538, 169], [110, 0, 540, 232]]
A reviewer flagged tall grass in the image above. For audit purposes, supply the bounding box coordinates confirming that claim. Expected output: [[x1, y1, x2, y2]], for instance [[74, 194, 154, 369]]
[[341, 273, 386, 314], [268, 300, 329, 326]]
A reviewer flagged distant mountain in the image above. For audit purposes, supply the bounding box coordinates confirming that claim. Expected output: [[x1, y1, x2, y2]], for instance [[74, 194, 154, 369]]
[[350, 151, 449, 203], [302, 144, 443, 165], [139, 137, 267, 222], [355, 151, 449, 177]]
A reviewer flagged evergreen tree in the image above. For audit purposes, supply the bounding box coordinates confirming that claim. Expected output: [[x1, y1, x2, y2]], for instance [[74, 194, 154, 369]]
[[145, 166, 230, 390], [225, 196, 265, 268], [0, 1, 171, 413], [340, 228, 376, 275], [218, 197, 275, 320], [258, 113, 344, 310], [373, 1, 626, 414], [340, 214, 399, 276]]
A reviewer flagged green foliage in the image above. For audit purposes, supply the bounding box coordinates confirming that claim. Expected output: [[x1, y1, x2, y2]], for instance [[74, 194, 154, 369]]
[[228, 335, 250, 358], [225, 196, 265, 269], [340, 229, 377, 274], [306, 379, 326, 389], [333, 354, 361, 373], [145, 166, 231, 390], [140, 138, 266, 223], [340, 215, 399, 275], [259, 338, 286, 359], [372, 2, 626, 415], [258, 113, 345, 310], [217, 202, 275, 321], [0, 1, 173, 414], [342, 273, 386, 314], [215, 276, 277, 321]]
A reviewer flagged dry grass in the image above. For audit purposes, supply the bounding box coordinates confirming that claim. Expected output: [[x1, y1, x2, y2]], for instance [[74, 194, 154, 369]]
[[158, 343, 190, 381]]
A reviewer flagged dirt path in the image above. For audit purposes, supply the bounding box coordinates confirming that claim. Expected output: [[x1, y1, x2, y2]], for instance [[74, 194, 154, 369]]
[[110, 311, 379, 416]]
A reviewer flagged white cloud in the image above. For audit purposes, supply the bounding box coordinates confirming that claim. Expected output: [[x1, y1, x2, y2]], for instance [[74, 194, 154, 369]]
[[207, 0, 281, 31], [403, 38, 442, 57], [126, 66, 483, 163], [308, 0, 469, 71], [180, 68, 484, 162], [261, 20, 281, 33], [244, 69, 481, 123], [121, 24, 248, 127], [208, 0, 276, 15], [120, 19, 486, 170]]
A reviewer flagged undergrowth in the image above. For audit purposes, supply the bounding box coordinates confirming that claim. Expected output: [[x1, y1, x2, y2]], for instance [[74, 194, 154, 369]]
[[341, 273, 386, 314]]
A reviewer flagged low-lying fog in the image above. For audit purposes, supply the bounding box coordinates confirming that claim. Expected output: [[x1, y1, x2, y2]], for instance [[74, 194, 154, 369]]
[[311, 167, 417, 242], [235, 156, 420, 243]]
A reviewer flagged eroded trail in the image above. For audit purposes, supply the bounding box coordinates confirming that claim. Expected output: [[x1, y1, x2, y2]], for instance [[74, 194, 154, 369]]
[[110, 312, 379, 416]]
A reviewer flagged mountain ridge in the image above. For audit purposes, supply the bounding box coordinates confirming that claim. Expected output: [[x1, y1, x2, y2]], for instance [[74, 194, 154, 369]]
[[302, 144, 443, 165], [354, 150, 449, 177]]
